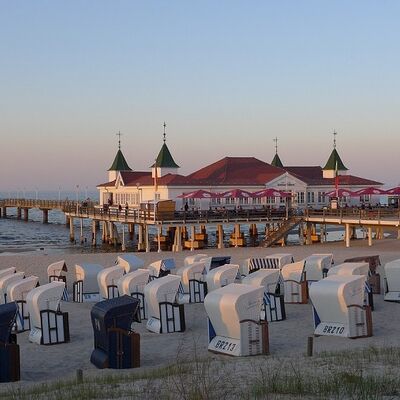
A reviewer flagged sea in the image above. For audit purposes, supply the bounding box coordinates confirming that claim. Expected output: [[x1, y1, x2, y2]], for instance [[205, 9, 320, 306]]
[[0, 191, 359, 256]]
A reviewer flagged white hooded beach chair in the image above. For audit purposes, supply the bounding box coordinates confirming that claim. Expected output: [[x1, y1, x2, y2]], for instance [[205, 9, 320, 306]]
[[281, 261, 307, 304], [176, 261, 207, 303], [204, 283, 268, 356], [242, 269, 285, 322], [0, 268, 16, 279], [199, 256, 231, 274], [146, 259, 175, 281], [97, 266, 125, 300], [144, 275, 185, 334], [73, 263, 104, 302], [117, 269, 150, 319], [205, 264, 239, 292], [327, 262, 373, 310], [384, 259, 400, 302], [7, 276, 39, 332], [184, 254, 208, 267], [26, 281, 70, 345], [304, 254, 333, 283], [240, 253, 294, 277], [309, 275, 372, 338], [47, 260, 67, 283], [0, 272, 25, 305], [115, 254, 145, 273]]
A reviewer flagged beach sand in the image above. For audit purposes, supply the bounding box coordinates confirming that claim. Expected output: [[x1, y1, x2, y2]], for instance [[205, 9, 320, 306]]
[[1, 238, 400, 387]]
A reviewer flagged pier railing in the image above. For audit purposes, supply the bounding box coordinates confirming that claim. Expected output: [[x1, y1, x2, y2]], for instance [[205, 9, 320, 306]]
[[0, 199, 95, 211], [304, 207, 400, 221]]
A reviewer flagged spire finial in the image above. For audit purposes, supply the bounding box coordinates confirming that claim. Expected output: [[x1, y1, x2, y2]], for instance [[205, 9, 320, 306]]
[[273, 137, 278, 154], [116, 131, 122, 150], [163, 122, 167, 144], [333, 130, 337, 149]]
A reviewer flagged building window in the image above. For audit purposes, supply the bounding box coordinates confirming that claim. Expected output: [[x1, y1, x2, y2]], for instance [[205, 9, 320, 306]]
[[307, 192, 315, 203], [317, 192, 326, 203], [297, 192, 305, 204]]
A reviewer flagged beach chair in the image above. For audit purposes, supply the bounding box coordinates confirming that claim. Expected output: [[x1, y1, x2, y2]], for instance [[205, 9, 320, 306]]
[[200, 256, 231, 274], [7, 276, 39, 332], [146, 259, 175, 281], [117, 269, 150, 320], [240, 253, 294, 277], [0, 303, 20, 382], [90, 295, 141, 369], [26, 281, 70, 345], [47, 260, 67, 283], [205, 264, 239, 292], [384, 259, 400, 302], [309, 275, 372, 338], [97, 266, 125, 300], [184, 254, 208, 267], [327, 262, 373, 310], [115, 254, 145, 273], [304, 254, 333, 283], [242, 269, 285, 322], [145, 275, 185, 333], [204, 283, 268, 356], [73, 263, 104, 302], [0, 268, 16, 279], [176, 261, 207, 303], [281, 261, 308, 304], [0, 272, 25, 304], [344, 255, 381, 294]]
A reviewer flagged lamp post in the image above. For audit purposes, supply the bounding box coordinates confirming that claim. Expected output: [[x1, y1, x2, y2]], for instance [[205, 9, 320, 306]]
[[58, 186, 61, 201]]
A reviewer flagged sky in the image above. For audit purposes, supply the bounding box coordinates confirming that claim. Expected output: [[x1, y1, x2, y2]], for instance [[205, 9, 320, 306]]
[[1, 0, 400, 193]]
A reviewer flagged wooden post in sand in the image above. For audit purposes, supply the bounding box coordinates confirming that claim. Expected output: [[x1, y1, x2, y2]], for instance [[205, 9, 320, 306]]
[[92, 220, 97, 246], [368, 227, 373, 246], [129, 223, 135, 241], [145, 225, 150, 252], [102, 221, 108, 243], [217, 224, 224, 249], [69, 217, 75, 242], [121, 224, 126, 251], [138, 224, 144, 251], [345, 224, 350, 248], [305, 222, 312, 245], [234, 224, 240, 248], [190, 225, 195, 251]]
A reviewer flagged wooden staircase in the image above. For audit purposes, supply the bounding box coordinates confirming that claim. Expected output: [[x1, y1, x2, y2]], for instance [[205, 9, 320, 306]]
[[263, 217, 303, 247]]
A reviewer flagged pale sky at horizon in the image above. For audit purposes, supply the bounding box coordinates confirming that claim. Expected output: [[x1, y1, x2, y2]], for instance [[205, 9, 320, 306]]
[[1, 1, 400, 192]]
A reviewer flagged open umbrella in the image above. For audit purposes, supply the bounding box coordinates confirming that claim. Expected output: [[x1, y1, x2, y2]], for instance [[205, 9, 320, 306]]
[[177, 190, 220, 199], [252, 188, 291, 198], [354, 187, 387, 196], [324, 188, 357, 198], [220, 189, 253, 198], [386, 187, 400, 195]]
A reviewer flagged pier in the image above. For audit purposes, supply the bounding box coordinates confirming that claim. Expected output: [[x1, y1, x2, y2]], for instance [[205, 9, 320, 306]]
[[1, 198, 400, 251]]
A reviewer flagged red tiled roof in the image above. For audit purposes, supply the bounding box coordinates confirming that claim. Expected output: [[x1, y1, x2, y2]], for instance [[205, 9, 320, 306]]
[[284, 166, 382, 186], [186, 157, 285, 186], [97, 180, 116, 187]]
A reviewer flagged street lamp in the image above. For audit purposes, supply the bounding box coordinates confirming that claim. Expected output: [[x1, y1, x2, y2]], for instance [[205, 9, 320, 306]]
[[76, 185, 79, 213]]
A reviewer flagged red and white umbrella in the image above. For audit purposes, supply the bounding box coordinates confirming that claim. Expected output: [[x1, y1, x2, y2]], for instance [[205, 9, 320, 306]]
[[324, 188, 357, 198], [220, 189, 253, 198], [354, 187, 387, 196], [386, 187, 400, 195], [252, 188, 291, 198], [177, 190, 220, 199]]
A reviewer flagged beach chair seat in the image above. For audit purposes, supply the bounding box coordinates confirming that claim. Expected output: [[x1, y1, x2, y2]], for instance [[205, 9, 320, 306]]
[[117, 269, 150, 320], [281, 261, 307, 304], [205, 264, 239, 292], [242, 269, 285, 322], [200, 256, 231, 274], [0, 303, 20, 382], [384, 259, 400, 302], [73, 263, 104, 302], [90, 295, 141, 369], [304, 253, 333, 283], [146, 259, 175, 281], [97, 266, 125, 300], [0, 268, 16, 279], [26, 282, 70, 345], [7, 276, 39, 332], [204, 283, 268, 356], [144, 275, 185, 333], [309, 275, 372, 338], [184, 254, 208, 267], [115, 254, 145, 273], [327, 262, 373, 310], [0, 272, 25, 305], [176, 261, 207, 303], [47, 260, 67, 283]]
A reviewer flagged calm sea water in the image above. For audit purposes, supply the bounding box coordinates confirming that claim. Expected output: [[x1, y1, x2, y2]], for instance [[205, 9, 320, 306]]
[[0, 191, 353, 256]]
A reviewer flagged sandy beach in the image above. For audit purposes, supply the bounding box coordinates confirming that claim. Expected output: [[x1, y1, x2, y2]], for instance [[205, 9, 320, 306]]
[[1, 238, 400, 392]]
